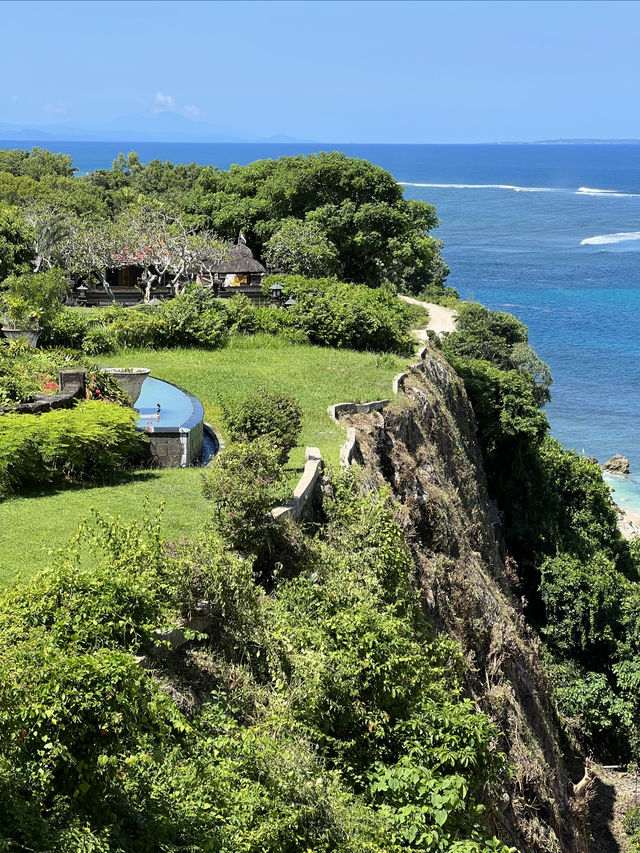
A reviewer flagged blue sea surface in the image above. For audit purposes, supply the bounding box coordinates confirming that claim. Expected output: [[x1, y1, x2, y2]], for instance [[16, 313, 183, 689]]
[[11, 140, 640, 509]]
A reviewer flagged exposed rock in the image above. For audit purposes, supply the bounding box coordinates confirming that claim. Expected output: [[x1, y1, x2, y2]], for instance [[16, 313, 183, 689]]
[[603, 454, 630, 474], [340, 349, 589, 853]]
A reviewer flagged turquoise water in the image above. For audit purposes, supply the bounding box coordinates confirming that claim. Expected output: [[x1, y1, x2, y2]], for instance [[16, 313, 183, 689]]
[[136, 376, 195, 430], [11, 140, 640, 508]]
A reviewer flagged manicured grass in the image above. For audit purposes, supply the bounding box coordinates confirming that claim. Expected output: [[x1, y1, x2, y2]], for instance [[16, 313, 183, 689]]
[[0, 335, 406, 586], [0, 468, 208, 588], [99, 334, 405, 468]]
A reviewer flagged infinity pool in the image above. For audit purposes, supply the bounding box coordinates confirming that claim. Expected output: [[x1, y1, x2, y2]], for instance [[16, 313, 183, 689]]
[[136, 376, 201, 431], [134, 376, 207, 467]]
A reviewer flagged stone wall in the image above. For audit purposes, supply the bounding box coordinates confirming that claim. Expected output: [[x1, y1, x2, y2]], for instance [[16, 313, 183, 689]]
[[0, 369, 86, 415], [146, 421, 204, 468], [271, 447, 323, 522]]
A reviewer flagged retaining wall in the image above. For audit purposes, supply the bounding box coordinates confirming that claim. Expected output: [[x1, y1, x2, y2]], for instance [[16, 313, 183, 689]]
[[0, 369, 86, 415], [334, 348, 430, 467], [271, 446, 323, 522]]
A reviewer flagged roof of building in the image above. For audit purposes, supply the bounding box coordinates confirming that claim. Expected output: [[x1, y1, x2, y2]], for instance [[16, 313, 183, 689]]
[[206, 242, 266, 274]]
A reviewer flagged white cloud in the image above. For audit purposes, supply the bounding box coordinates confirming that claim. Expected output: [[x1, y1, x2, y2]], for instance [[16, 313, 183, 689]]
[[154, 92, 177, 111], [153, 92, 205, 121], [44, 102, 66, 114]]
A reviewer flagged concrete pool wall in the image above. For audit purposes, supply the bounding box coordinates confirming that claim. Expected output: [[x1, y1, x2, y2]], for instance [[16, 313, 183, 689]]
[[136, 376, 206, 468]]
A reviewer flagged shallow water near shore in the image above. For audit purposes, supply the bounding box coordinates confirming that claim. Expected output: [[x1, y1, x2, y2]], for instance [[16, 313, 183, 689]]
[[13, 140, 640, 510]]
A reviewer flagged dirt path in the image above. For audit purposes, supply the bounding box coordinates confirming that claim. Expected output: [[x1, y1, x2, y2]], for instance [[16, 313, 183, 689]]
[[398, 294, 458, 339]]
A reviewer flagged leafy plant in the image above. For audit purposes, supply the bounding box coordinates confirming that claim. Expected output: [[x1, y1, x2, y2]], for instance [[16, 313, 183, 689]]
[[0, 400, 144, 494], [220, 386, 302, 462], [0, 268, 68, 330], [201, 437, 285, 551]]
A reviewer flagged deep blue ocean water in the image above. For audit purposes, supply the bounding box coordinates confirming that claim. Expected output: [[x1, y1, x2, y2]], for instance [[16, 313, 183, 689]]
[[13, 140, 640, 510]]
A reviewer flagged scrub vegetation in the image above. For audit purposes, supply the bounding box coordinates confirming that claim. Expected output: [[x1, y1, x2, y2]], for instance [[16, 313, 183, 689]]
[[0, 146, 637, 851]]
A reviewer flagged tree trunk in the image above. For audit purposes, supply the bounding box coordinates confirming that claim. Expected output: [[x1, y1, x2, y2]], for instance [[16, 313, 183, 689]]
[[143, 269, 158, 303], [99, 269, 115, 301]]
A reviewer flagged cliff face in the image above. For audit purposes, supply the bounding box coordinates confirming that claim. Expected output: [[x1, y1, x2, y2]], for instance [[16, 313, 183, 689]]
[[340, 349, 589, 853]]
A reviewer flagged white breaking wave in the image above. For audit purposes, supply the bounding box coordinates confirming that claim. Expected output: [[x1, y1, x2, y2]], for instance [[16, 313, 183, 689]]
[[576, 186, 639, 197], [400, 181, 640, 197], [580, 231, 640, 245], [400, 182, 558, 192]]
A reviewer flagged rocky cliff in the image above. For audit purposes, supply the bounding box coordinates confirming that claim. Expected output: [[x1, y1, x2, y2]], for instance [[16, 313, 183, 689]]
[[338, 348, 590, 853]]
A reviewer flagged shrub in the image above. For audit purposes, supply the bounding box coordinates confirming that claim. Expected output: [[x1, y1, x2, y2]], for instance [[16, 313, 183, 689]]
[[201, 437, 284, 551], [156, 293, 228, 349], [83, 324, 118, 354], [0, 400, 144, 493], [220, 387, 302, 462], [224, 293, 260, 334], [40, 307, 91, 349], [265, 274, 414, 354], [0, 268, 68, 331]]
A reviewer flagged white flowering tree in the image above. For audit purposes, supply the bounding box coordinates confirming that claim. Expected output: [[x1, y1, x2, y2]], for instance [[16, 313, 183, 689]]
[[60, 206, 231, 302]]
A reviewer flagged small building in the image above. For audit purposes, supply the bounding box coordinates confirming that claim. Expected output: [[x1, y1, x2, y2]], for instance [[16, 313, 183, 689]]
[[197, 239, 269, 303]]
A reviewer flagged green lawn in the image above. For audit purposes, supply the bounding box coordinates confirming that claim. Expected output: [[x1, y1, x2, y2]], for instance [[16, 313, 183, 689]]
[[0, 335, 406, 586]]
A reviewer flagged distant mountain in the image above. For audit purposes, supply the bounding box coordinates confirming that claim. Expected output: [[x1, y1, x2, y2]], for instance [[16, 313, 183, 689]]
[[0, 118, 316, 144]]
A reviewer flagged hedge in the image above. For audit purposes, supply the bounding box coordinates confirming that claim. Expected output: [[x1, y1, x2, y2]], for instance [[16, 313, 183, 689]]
[[0, 401, 144, 493]]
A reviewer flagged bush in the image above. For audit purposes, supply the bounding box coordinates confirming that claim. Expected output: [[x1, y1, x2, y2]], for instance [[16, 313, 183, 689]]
[[266, 274, 414, 354], [83, 324, 118, 355], [42, 291, 230, 354], [40, 309, 91, 349], [0, 268, 68, 330], [201, 437, 285, 552], [220, 387, 302, 462], [0, 400, 144, 493], [156, 294, 228, 349]]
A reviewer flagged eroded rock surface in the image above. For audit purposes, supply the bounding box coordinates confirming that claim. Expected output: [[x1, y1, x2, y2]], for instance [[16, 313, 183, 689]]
[[339, 349, 590, 853], [603, 454, 630, 474]]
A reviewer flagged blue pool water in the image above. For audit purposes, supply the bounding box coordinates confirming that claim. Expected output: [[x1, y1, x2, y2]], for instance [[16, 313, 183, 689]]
[[136, 377, 197, 431], [13, 140, 640, 508]]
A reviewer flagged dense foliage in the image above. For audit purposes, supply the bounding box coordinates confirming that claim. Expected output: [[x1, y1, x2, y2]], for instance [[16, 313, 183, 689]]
[[441, 301, 640, 761], [0, 147, 450, 297], [220, 386, 302, 462], [41, 280, 414, 356], [201, 438, 286, 551], [0, 401, 143, 494], [0, 469, 514, 852]]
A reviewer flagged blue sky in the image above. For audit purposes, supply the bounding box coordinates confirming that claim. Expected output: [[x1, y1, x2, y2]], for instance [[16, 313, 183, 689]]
[[1, 0, 639, 142]]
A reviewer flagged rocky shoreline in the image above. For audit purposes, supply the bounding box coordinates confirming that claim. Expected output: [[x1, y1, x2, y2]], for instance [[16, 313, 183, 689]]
[[616, 503, 640, 538]]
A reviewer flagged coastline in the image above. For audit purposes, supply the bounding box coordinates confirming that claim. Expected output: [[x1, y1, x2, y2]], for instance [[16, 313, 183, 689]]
[[616, 503, 640, 538]]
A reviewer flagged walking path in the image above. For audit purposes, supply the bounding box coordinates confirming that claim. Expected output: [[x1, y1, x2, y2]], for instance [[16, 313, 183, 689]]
[[399, 294, 458, 340]]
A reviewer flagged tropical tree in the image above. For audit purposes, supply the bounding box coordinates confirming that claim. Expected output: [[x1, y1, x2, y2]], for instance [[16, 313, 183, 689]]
[[0, 204, 34, 280], [23, 204, 72, 272], [263, 218, 340, 276]]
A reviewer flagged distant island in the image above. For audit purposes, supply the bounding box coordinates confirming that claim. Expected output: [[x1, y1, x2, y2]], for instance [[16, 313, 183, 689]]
[[533, 138, 640, 144]]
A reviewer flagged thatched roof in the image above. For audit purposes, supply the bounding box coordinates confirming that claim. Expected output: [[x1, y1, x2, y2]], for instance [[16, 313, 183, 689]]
[[207, 242, 266, 274]]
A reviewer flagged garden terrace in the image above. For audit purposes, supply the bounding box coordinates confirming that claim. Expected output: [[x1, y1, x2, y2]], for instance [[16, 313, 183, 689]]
[[0, 334, 405, 585]]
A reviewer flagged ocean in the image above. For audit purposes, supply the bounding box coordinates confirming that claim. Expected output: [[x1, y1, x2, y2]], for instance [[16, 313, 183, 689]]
[[10, 140, 640, 511]]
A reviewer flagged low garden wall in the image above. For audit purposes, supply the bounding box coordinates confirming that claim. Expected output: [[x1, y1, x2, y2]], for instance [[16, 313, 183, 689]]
[[0, 369, 86, 415], [271, 446, 323, 522]]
